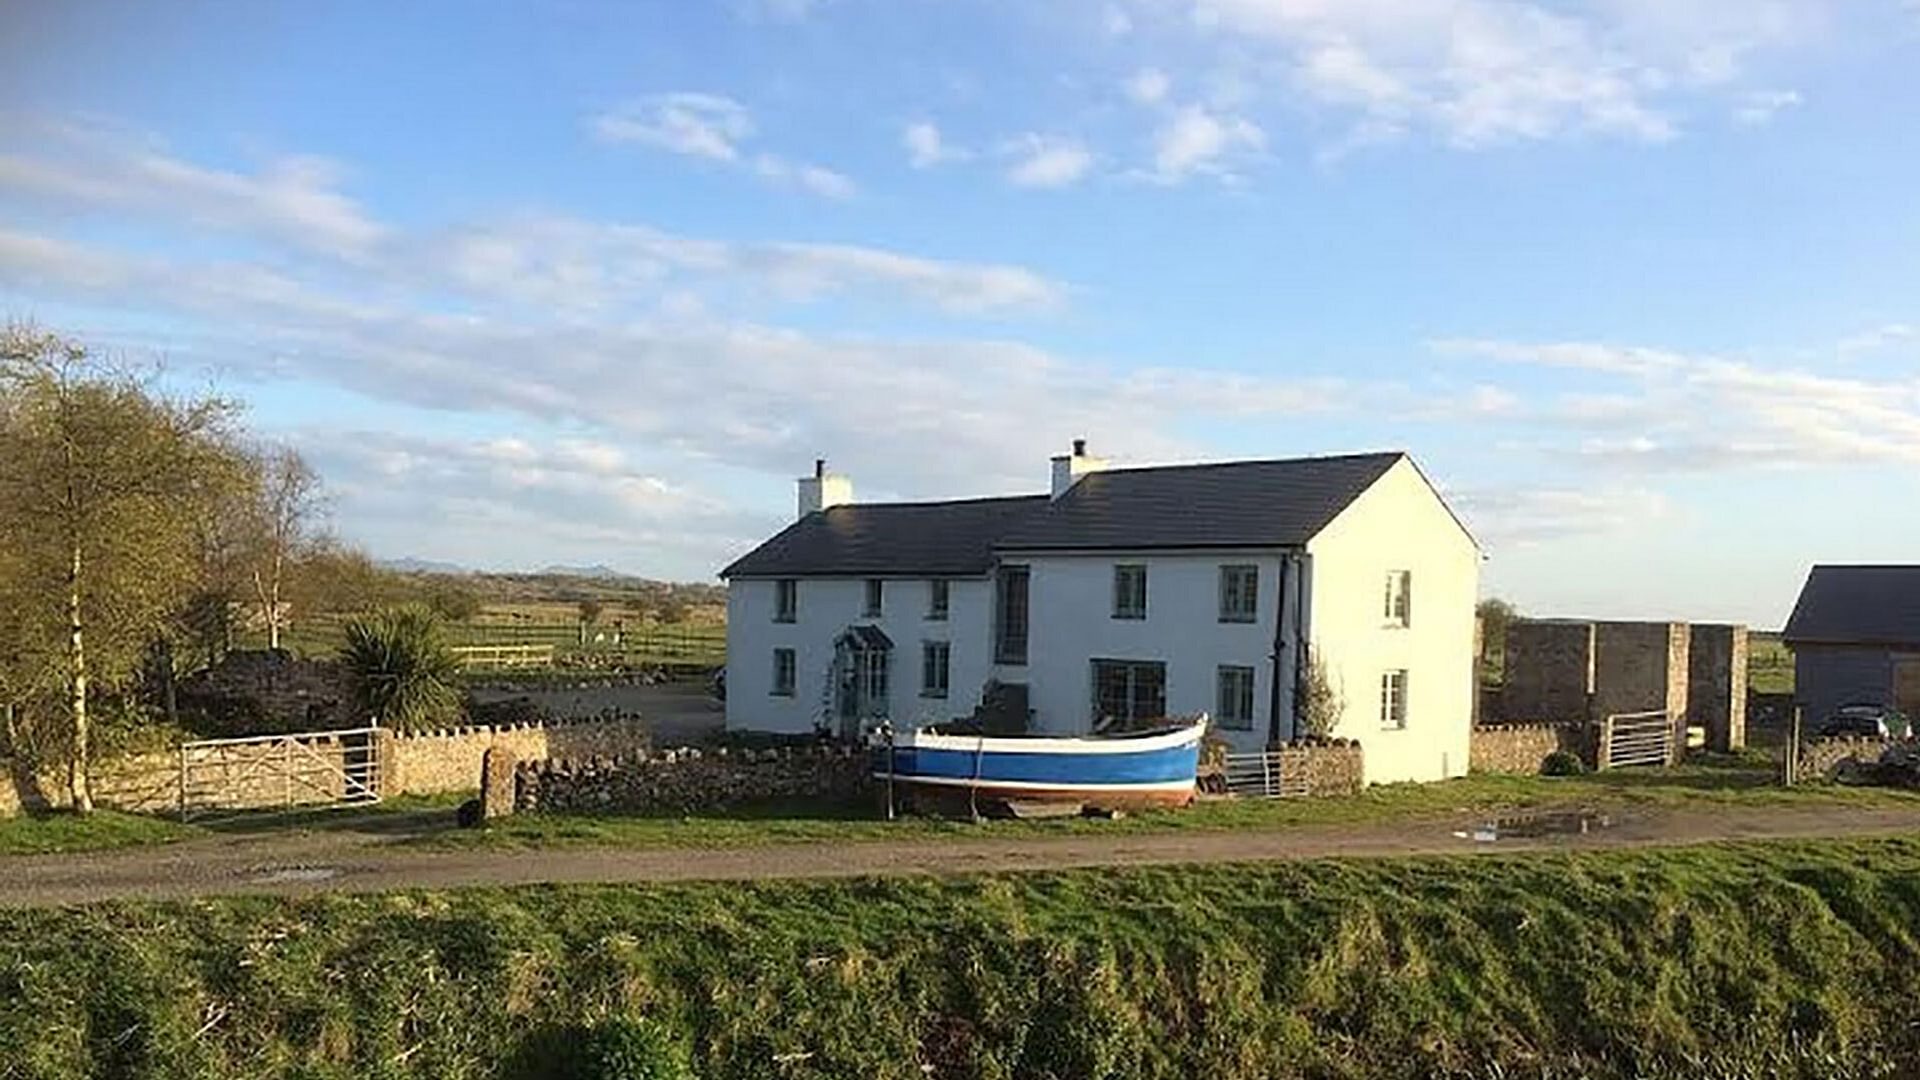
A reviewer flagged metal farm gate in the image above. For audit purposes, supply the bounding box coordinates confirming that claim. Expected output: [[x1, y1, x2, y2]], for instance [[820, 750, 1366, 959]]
[[177, 726, 382, 821], [1222, 750, 1308, 798], [1600, 710, 1675, 770]]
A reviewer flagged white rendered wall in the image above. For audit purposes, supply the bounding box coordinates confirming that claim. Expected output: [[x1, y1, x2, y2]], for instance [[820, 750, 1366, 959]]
[[725, 576, 992, 735], [1303, 458, 1479, 784]]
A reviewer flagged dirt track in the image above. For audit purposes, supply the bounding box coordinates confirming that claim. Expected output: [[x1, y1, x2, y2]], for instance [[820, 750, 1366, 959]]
[[5, 803, 1920, 908]]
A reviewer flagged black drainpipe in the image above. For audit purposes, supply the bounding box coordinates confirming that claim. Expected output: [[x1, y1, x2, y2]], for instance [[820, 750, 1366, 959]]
[[1268, 553, 1293, 745]]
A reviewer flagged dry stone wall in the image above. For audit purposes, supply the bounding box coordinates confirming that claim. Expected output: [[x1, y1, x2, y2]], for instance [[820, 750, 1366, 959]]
[[1501, 622, 1596, 722], [386, 717, 649, 796], [1270, 740, 1364, 797], [1471, 723, 1590, 774], [1797, 736, 1911, 782], [514, 744, 873, 814]]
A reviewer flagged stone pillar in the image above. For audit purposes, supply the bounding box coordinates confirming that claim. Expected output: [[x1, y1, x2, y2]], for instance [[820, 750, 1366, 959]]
[[480, 747, 518, 820], [1687, 624, 1748, 752]]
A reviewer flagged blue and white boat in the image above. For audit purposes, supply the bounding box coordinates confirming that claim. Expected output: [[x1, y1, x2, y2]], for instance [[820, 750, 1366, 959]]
[[875, 716, 1208, 810]]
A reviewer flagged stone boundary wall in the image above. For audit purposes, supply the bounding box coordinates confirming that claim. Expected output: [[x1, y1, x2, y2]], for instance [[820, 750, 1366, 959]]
[[1796, 736, 1912, 782], [1271, 739, 1364, 797], [514, 744, 872, 814], [1471, 723, 1590, 774], [0, 716, 655, 818], [387, 717, 650, 797]]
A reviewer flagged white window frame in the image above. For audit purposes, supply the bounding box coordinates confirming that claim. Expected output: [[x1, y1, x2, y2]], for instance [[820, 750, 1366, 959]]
[[1112, 564, 1148, 620], [772, 648, 796, 697], [1383, 570, 1411, 628], [1380, 669, 1408, 729], [773, 579, 797, 623], [1216, 665, 1256, 730], [927, 579, 949, 621], [1219, 564, 1259, 623], [921, 640, 950, 698], [864, 578, 884, 617]]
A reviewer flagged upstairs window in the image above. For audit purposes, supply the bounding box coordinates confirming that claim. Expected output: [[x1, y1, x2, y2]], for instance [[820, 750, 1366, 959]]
[[994, 565, 1030, 665], [927, 579, 949, 621], [774, 579, 797, 623], [1112, 564, 1148, 620], [1216, 665, 1255, 730], [772, 648, 796, 696], [921, 640, 950, 698], [1380, 670, 1408, 729], [864, 578, 884, 617], [1383, 571, 1411, 627], [1219, 565, 1259, 623]]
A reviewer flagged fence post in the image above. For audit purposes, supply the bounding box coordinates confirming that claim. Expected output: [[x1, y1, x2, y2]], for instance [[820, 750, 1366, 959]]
[[1784, 706, 1802, 786], [1594, 714, 1614, 771], [178, 743, 188, 822]]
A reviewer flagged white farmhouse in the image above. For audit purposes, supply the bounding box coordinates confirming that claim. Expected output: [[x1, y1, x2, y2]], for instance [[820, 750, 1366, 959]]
[[721, 443, 1479, 784]]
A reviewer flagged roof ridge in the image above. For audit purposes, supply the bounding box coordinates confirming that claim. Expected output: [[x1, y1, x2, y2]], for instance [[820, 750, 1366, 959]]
[[826, 493, 1049, 511], [1089, 449, 1405, 477]]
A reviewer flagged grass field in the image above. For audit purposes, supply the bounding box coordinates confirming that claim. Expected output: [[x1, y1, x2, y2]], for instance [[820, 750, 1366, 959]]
[[6, 838, 1920, 1078], [11, 756, 1920, 859], [242, 610, 726, 669], [1749, 630, 1795, 695]]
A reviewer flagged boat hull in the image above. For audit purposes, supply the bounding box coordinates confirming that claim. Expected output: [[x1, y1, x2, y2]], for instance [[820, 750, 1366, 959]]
[[875, 721, 1204, 809]]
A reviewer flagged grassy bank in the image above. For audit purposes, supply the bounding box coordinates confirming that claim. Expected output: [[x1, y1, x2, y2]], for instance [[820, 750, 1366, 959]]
[[5, 839, 1920, 1079], [430, 760, 1920, 851]]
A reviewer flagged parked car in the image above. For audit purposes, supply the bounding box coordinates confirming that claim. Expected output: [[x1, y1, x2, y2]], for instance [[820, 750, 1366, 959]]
[[1817, 703, 1913, 739]]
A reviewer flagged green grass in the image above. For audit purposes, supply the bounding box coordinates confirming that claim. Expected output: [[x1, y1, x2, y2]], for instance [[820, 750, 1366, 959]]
[[429, 760, 1920, 852], [6, 839, 1920, 1078], [0, 808, 198, 856], [1750, 631, 1795, 695]]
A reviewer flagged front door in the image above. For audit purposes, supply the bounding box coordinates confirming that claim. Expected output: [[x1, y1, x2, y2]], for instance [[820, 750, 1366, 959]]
[[834, 637, 891, 739]]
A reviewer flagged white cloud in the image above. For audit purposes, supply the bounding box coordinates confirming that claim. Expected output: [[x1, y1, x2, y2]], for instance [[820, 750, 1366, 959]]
[[1003, 135, 1094, 188], [1732, 88, 1802, 126], [590, 93, 853, 197], [1452, 485, 1675, 547], [752, 153, 857, 199], [1102, 4, 1134, 36], [902, 121, 965, 168], [1437, 337, 1920, 473], [1126, 67, 1172, 105], [1149, 105, 1265, 182], [1132, 0, 1825, 152], [0, 124, 383, 259], [1836, 323, 1916, 357], [591, 93, 753, 161]]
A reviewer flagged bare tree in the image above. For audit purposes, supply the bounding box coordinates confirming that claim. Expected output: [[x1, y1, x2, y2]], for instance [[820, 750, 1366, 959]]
[[248, 446, 324, 651], [0, 325, 234, 811]]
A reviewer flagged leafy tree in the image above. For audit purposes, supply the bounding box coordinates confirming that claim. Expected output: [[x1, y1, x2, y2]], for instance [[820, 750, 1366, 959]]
[[420, 578, 482, 621], [1477, 597, 1518, 686], [0, 325, 236, 810], [246, 445, 325, 651], [1296, 648, 1345, 740], [339, 606, 462, 731]]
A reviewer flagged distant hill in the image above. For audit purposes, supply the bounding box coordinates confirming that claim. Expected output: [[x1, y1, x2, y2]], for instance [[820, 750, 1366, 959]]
[[536, 563, 631, 580], [378, 556, 472, 575]]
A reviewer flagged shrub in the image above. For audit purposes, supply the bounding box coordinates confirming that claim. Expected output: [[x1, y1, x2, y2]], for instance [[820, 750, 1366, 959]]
[[1541, 749, 1588, 776], [580, 1015, 695, 1080], [338, 606, 461, 731]]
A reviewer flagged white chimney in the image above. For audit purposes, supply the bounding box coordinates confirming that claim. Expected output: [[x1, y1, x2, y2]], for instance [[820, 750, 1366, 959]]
[[1050, 437, 1108, 499], [797, 458, 854, 519]]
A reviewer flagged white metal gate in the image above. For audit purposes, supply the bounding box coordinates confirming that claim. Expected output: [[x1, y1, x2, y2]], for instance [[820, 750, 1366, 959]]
[[1222, 751, 1308, 798], [1602, 710, 1674, 770], [177, 726, 382, 821]]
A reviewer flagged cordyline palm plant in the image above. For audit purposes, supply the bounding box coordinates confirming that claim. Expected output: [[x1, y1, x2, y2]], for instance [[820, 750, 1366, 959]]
[[339, 606, 462, 731]]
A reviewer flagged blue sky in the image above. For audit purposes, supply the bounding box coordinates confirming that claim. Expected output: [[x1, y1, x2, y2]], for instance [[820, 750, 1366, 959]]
[[3, 0, 1918, 626]]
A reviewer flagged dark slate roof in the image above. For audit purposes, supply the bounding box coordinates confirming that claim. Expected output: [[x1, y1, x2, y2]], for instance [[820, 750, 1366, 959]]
[[1783, 565, 1920, 647], [994, 451, 1406, 552], [721, 451, 1419, 578], [721, 495, 1049, 578]]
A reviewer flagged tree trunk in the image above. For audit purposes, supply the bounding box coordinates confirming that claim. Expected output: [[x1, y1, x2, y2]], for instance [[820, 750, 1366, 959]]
[[67, 541, 93, 813], [158, 636, 178, 728]]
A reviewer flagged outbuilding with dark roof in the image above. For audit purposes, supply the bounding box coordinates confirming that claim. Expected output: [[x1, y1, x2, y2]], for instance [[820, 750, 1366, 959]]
[[1783, 565, 1920, 723]]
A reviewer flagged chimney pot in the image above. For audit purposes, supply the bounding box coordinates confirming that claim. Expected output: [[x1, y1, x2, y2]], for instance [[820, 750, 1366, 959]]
[[1072, 438, 1087, 457], [814, 458, 826, 479]]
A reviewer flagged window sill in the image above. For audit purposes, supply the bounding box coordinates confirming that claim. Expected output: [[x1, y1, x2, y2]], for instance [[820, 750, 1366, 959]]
[[925, 615, 948, 622], [1381, 622, 1409, 630], [773, 617, 796, 625], [772, 692, 795, 699], [1111, 613, 1147, 621], [1380, 724, 1407, 732], [1218, 616, 1258, 625], [920, 691, 948, 700]]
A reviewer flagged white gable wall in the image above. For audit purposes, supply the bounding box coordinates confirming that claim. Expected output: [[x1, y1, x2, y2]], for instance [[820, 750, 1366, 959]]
[[1304, 457, 1478, 784], [1005, 550, 1289, 750], [725, 576, 993, 735]]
